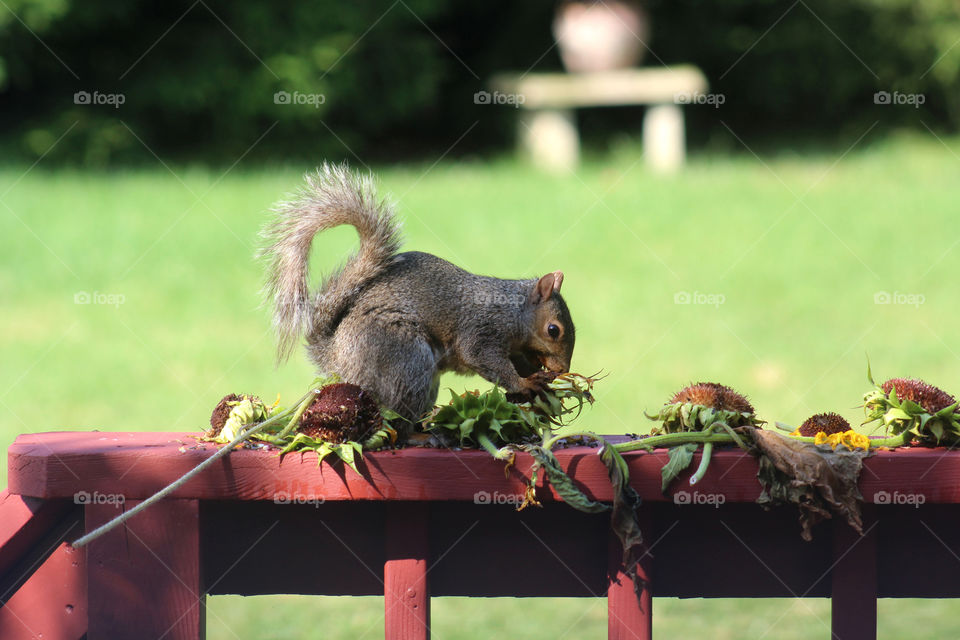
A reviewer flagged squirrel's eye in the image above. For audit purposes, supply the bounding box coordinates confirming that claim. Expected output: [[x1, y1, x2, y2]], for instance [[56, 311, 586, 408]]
[[547, 324, 560, 339]]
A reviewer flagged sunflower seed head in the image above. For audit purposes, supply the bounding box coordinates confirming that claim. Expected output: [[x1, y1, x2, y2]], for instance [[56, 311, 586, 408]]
[[881, 378, 956, 414], [670, 382, 755, 415], [298, 382, 382, 443], [798, 412, 850, 437]]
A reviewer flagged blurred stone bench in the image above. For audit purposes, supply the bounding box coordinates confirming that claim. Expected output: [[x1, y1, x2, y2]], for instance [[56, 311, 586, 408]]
[[492, 65, 707, 174]]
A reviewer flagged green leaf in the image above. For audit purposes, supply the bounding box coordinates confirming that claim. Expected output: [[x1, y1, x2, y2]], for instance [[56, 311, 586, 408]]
[[661, 444, 698, 493], [929, 421, 945, 443], [337, 443, 361, 475], [525, 445, 609, 514], [458, 417, 477, 440], [314, 443, 334, 466], [936, 402, 959, 417], [885, 407, 912, 422], [900, 399, 922, 414]]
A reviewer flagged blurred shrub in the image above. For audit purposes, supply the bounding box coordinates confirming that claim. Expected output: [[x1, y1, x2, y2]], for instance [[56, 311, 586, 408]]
[[0, 0, 958, 165], [651, 0, 960, 147]]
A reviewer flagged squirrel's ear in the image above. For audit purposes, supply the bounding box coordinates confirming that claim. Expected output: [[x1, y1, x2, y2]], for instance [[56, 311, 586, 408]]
[[551, 270, 564, 293], [532, 272, 559, 303]]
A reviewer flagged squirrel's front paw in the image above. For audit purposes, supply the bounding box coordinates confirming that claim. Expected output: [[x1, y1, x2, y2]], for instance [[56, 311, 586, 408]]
[[506, 371, 558, 404]]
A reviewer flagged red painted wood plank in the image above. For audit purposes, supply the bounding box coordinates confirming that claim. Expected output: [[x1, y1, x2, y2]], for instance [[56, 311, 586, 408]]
[[7, 431, 754, 503], [832, 507, 877, 640], [384, 502, 430, 640], [86, 499, 204, 640], [0, 491, 74, 582], [12, 432, 960, 506], [0, 527, 86, 640], [608, 508, 652, 640]]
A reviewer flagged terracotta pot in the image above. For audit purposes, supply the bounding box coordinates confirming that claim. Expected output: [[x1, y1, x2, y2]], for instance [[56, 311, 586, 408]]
[[553, 0, 649, 73]]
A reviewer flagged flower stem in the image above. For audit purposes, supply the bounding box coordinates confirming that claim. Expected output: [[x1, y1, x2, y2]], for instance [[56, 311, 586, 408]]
[[614, 432, 736, 453], [542, 430, 606, 451], [476, 432, 511, 460], [268, 389, 318, 443], [71, 410, 288, 549], [689, 441, 713, 485]]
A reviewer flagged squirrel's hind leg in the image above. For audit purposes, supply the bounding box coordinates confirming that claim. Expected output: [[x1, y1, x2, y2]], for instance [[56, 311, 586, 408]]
[[325, 327, 439, 428]]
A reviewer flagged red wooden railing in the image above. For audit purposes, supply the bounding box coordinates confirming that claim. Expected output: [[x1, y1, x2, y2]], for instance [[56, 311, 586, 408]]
[[4, 431, 960, 639]]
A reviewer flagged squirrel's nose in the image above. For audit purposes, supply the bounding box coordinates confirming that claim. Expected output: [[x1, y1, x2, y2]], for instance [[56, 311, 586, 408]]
[[542, 356, 570, 373]]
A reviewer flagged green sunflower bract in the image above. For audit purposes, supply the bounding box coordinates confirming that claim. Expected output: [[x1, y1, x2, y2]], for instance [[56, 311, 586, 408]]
[[425, 372, 598, 459]]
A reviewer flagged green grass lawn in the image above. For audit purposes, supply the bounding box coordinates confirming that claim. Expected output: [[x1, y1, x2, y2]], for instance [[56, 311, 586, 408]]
[[3, 132, 960, 637]]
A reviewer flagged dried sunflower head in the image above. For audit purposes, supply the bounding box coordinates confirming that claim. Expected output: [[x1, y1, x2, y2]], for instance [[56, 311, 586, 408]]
[[207, 394, 279, 442], [862, 369, 960, 445], [880, 378, 955, 414], [297, 382, 382, 444], [794, 412, 850, 437], [647, 382, 763, 434]]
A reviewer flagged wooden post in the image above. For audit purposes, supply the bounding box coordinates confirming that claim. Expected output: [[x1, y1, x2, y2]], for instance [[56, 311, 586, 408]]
[[831, 509, 877, 640], [86, 498, 204, 640], [608, 507, 652, 640], [643, 104, 685, 174], [385, 502, 430, 640]]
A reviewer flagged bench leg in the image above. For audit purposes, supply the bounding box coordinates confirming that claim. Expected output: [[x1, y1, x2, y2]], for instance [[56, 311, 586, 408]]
[[643, 104, 685, 174], [86, 499, 204, 640], [519, 108, 579, 174], [831, 510, 877, 640], [385, 502, 430, 640], [608, 507, 653, 640]]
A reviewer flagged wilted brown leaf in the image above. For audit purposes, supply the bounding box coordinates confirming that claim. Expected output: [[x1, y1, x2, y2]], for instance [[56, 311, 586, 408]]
[[746, 428, 871, 541]]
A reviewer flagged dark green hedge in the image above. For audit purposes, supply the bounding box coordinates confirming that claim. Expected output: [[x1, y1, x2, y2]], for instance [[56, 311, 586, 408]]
[[1, 0, 957, 165]]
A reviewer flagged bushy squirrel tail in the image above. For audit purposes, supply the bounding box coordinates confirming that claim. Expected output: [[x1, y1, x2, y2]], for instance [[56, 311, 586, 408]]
[[260, 163, 402, 362]]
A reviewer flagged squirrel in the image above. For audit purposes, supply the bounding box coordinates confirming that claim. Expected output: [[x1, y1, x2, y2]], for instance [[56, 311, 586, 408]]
[[260, 163, 575, 428]]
